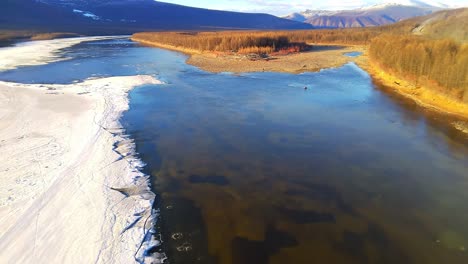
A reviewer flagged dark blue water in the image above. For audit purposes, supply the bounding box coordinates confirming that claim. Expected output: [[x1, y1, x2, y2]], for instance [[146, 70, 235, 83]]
[[1, 38, 468, 264]]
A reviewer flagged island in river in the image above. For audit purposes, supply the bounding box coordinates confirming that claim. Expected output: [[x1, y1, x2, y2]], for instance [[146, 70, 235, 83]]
[[132, 34, 468, 123]]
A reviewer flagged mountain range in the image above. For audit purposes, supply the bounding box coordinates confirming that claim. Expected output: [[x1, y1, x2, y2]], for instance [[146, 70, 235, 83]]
[[284, 2, 442, 28], [1, 0, 461, 34], [0, 0, 312, 34]]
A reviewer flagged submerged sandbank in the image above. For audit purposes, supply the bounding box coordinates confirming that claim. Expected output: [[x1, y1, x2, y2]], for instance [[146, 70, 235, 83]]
[[0, 76, 163, 263]]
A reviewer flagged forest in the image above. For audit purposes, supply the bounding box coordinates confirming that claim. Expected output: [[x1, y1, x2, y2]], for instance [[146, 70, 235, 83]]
[[369, 34, 468, 101], [134, 31, 301, 54], [132, 28, 381, 55]]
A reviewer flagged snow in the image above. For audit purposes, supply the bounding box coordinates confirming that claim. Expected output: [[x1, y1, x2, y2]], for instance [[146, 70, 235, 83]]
[[0, 36, 121, 71], [0, 38, 165, 263], [81, 11, 101, 20]]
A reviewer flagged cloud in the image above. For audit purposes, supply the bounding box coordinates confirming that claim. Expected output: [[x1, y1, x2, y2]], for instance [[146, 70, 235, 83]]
[[229, 0, 374, 15], [245, 0, 368, 10]]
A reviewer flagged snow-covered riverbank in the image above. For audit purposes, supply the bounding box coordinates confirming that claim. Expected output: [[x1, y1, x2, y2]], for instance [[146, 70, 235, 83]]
[[0, 38, 164, 263], [0, 36, 125, 71]]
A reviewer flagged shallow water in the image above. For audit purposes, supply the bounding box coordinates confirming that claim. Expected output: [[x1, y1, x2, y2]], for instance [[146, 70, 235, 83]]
[[344, 51, 363, 57], [1, 38, 468, 264]]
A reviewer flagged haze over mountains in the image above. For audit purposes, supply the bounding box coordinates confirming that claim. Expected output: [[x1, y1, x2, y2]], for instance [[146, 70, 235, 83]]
[[284, 2, 445, 28], [1, 0, 312, 34]]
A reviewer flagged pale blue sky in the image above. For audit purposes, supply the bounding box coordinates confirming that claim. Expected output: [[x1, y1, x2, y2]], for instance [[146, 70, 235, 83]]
[[160, 0, 468, 15]]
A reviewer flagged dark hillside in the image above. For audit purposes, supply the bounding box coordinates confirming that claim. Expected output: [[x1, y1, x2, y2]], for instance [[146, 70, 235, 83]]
[[0, 0, 312, 34]]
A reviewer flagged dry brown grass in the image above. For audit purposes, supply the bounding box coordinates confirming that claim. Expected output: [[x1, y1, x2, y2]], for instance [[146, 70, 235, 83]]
[[359, 57, 468, 119], [132, 29, 378, 56], [186, 45, 364, 74], [369, 34, 468, 102], [0, 31, 81, 46], [30, 33, 81, 41]]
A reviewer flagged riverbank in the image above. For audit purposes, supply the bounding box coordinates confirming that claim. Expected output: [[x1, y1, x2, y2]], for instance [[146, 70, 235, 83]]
[[0, 31, 82, 47], [0, 37, 164, 263], [132, 37, 365, 74], [0, 36, 123, 71], [0, 76, 163, 263], [355, 54, 468, 120]]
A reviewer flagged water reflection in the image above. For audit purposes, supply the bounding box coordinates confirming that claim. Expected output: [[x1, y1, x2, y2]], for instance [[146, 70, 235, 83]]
[[124, 61, 468, 264]]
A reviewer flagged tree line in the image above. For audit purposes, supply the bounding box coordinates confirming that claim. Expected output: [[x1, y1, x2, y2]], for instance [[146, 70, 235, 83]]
[[133, 29, 381, 55], [369, 34, 468, 101], [134, 31, 299, 54]]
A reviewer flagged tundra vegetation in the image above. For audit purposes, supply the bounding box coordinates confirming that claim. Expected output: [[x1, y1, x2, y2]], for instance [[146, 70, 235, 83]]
[[133, 29, 379, 54], [0, 30, 81, 46], [370, 35, 468, 102]]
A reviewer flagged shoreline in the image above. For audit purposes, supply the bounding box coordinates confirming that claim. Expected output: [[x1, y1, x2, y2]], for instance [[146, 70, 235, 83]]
[[0, 36, 164, 263], [355, 55, 468, 120], [0, 31, 83, 47], [0, 76, 164, 263], [0, 36, 128, 72], [133, 37, 468, 120]]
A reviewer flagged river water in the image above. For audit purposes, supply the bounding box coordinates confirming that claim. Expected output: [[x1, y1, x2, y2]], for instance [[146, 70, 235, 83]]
[[1, 38, 468, 264]]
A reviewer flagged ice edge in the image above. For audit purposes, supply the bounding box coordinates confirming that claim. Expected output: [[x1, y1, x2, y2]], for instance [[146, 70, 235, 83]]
[[105, 86, 167, 263], [0, 76, 166, 263]]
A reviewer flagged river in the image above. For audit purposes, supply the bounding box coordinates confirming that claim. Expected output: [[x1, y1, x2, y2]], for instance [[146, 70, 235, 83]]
[[1, 37, 467, 264]]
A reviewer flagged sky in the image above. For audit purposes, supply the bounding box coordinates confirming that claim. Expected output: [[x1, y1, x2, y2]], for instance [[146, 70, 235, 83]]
[[159, 0, 468, 15]]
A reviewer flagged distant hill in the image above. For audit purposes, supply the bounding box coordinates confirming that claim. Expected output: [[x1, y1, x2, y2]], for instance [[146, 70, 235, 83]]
[[1, 0, 93, 30], [408, 8, 468, 41], [370, 7, 468, 42], [0, 0, 312, 34], [284, 3, 440, 28], [368, 7, 468, 106]]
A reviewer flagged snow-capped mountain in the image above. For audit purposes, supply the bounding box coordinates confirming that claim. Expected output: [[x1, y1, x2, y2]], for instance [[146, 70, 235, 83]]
[[284, 10, 339, 22], [284, 2, 444, 28]]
